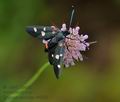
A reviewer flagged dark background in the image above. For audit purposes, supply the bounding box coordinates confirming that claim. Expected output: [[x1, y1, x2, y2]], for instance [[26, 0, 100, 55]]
[[0, 0, 120, 102]]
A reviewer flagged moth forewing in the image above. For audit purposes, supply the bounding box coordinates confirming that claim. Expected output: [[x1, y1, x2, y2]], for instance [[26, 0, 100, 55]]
[[26, 26, 58, 40]]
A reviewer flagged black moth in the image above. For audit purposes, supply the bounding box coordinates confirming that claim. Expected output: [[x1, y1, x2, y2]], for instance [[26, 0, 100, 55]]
[[26, 7, 75, 79], [26, 26, 70, 79]]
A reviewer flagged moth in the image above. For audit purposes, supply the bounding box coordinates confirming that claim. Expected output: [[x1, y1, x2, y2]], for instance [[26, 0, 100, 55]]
[[26, 6, 89, 79], [26, 25, 70, 79]]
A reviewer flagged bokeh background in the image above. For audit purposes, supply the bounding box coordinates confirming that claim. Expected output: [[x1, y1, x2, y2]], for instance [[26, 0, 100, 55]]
[[0, 0, 120, 102]]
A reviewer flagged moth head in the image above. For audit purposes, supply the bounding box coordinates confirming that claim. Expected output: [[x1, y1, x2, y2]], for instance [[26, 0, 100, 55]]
[[51, 26, 59, 33]]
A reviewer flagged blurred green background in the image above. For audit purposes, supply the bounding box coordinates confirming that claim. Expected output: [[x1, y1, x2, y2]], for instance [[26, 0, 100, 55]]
[[0, 0, 120, 102]]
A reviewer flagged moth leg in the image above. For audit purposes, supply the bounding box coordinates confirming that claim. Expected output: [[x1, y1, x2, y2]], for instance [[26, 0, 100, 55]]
[[45, 43, 48, 49]]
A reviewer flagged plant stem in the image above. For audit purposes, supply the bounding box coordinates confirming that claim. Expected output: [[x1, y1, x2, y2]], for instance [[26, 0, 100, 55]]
[[5, 62, 50, 102]]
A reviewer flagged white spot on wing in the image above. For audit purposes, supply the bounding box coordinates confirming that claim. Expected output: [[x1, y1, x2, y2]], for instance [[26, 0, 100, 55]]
[[33, 27, 37, 32], [55, 55, 59, 59], [43, 27, 46, 31], [52, 54, 54, 57], [41, 31, 45, 36], [59, 43, 63, 47], [52, 31, 55, 34], [57, 65, 61, 69], [60, 54, 63, 57]]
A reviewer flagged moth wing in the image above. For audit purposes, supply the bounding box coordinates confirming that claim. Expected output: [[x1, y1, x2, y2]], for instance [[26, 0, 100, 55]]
[[48, 45, 56, 65], [26, 26, 58, 40], [52, 40, 65, 79]]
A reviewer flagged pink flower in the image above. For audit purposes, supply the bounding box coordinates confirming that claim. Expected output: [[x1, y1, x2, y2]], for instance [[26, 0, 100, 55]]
[[61, 24, 93, 67]]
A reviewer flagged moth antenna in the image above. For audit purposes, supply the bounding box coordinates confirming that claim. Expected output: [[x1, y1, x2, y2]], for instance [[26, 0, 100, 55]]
[[76, 7, 80, 26], [69, 5, 75, 27]]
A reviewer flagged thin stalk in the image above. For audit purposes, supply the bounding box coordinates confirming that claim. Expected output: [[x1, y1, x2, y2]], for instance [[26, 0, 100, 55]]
[[5, 62, 50, 102]]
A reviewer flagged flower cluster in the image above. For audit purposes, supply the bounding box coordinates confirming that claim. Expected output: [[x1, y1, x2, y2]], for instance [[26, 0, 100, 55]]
[[61, 24, 91, 67]]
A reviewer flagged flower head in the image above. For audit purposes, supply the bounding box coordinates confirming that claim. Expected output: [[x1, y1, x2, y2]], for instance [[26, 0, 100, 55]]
[[61, 24, 92, 67]]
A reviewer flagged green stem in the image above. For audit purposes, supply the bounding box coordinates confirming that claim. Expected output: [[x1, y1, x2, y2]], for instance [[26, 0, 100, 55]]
[[5, 62, 50, 102]]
